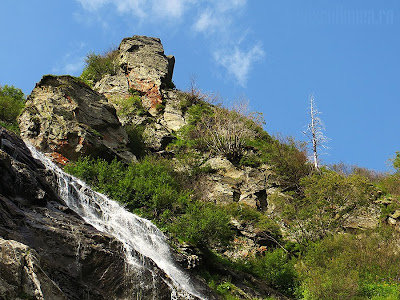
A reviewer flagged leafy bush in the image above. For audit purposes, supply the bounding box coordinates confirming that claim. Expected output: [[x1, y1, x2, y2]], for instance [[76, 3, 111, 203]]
[[244, 249, 299, 297], [260, 136, 311, 191], [64, 156, 190, 217], [361, 282, 400, 300], [225, 203, 281, 239], [114, 91, 146, 117], [276, 171, 378, 243], [80, 49, 119, 86], [169, 202, 233, 248], [300, 230, 400, 300], [178, 102, 262, 163], [378, 173, 400, 197], [390, 151, 400, 172], [64, 156, 234, 248], [0, 85, 25, 132], [377, 152, 400, 197]]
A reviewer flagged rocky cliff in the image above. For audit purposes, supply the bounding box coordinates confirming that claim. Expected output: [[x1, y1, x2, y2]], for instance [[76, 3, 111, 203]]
[[0, 127, 199, 299]]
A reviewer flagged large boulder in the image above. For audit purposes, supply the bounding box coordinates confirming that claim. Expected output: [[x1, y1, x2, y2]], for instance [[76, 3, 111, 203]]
[[19, 75, 135, 163]]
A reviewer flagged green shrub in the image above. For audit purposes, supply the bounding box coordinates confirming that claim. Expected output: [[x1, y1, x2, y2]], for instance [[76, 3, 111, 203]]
[[375, 152, 400, 197], [65, 156, 190, 217], [155, 101, 166, 113], [378, 173, 400, 196], [276, 171, 379, 243], [390, 151, 400, 172], [180, 103, 262, 163], [225, 203, 281, 239], [248, 136, 311, 191], [300, 231, 400, 300], [361, 282, 400, 300], [80, 49, 119, 86], [0, 85, 25, 132], [239, 248, 299, 297], [64, 156, 236, 248], [169, 202, 233, 248], [115, 94, 146, 116]]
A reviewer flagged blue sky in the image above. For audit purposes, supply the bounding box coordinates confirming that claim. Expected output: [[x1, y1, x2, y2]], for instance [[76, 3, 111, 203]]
[[1, 0, 399, 172]]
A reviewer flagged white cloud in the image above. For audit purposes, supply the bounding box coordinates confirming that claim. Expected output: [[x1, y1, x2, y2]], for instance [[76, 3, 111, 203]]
[[214, 0, 246, 13], [194, 10, 220, 33], [75, 0, 264, 86], [52, 55, 86, 75], [75, 0, 192, 19], [52, 42, 87, 75], [152, 0, 190, 19], [214, 44, 265, 86], [64, 59, 86, 74], [76, 0, 108, 11]]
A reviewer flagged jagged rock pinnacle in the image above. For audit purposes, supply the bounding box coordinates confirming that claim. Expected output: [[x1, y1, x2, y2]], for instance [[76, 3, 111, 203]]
[[95, 35, 175, 114]]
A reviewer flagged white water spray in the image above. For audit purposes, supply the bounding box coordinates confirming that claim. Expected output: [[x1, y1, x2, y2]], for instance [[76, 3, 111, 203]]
[[28, 145, 204, 300]]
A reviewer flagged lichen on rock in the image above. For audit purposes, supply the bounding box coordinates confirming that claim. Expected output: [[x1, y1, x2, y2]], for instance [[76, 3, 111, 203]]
[[19, 75, 135, 163]]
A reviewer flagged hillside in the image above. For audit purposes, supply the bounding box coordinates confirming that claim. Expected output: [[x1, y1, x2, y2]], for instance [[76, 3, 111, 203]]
[[1, 35, 400, 300]]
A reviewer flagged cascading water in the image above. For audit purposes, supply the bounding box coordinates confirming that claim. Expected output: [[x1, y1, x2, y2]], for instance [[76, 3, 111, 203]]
[[27, 144, 205, 300]]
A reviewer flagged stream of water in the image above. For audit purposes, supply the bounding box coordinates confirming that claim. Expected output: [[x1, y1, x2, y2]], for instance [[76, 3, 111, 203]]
[[28, 145, 204, 300]]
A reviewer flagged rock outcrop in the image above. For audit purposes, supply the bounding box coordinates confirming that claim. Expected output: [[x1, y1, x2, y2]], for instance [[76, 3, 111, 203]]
[[95, 36, 175, 114], [93, 36, 187, 153], [19, 75, 135, 163], [199, 156, 278, 210], [0, 127, 191, 299]]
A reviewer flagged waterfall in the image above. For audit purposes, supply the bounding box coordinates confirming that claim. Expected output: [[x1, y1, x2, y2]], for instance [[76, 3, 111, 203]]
[[27, 145, 205, 300]]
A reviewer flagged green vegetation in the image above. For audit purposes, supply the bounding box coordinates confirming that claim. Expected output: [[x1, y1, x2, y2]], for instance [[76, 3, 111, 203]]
[[80, 49, 119, 87], [245, 249, 299, 297], [62, 79, 400, 299], [171, 95, 265, 163], [64, 156, 232, 248], [225, 202, 281, 239], [0, 84, 25, 133], [245, 136, 311, 191], [170, 202, 233, 247], [114, 89, 147, 117], [299, 230, 400, 300], [276, 171, 378, 243], [125, 124, 147, 158]]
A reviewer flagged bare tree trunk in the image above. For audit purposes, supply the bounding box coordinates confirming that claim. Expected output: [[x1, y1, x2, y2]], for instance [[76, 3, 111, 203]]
[[310, 96, 319, 170], [303, 95, 328, 171]]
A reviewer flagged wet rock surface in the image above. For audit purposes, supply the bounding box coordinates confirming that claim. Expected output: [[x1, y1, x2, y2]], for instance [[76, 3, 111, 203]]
[[0, 127, 202, 300]]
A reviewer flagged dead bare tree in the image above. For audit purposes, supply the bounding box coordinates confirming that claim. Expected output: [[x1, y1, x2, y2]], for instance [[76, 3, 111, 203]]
[[303, 95, 328, 171]]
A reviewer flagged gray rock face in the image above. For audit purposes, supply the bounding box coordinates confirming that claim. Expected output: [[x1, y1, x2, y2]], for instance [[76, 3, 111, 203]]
[[19, 75, 135, 163], [95, 35, 175, 114], [0, 127, 180, 299], [161, 90, 187, 132], [200, 156, 277, 210], [0, 239, 67, 300], [94, 36, 185, 153]]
